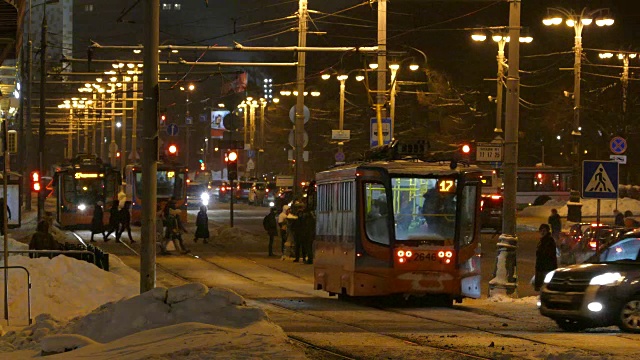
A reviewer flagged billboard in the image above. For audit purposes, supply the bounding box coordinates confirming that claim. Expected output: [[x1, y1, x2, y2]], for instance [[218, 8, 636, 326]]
[[211, 110, 230, 139]]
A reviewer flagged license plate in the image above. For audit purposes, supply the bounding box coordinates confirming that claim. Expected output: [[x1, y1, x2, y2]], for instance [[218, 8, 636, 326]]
[[408, 252, 439, 262], [547, 294, 572, 303]]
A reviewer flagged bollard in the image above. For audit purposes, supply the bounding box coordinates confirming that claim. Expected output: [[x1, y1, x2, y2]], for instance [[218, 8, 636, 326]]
[[488, 234, 518, 297]]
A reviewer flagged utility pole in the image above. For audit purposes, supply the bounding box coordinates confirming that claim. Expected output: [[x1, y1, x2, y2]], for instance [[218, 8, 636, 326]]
[[491, 0, 520, 296], [121, 82, 128, 170], [37, 4, 48, 221], [294, 0, 307, 196], [100, 93, 105, 159], [24, 0, 33, 211], [375, 0, 387, 146], [109, 89, 117, 165], [141, 0, 160, 293], [131, 71, 139, 163]]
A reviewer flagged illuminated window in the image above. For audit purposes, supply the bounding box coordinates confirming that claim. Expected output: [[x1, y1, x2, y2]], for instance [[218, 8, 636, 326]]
[[162, 3, 171, 10], [84, 4, 93, 12], [174, 3, 181, 10]]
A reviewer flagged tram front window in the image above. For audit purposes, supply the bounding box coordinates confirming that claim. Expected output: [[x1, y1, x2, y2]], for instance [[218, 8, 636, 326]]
[[392, 177, 457, 241], [64, 175, 102, 205], [135, 171, 186, 199]]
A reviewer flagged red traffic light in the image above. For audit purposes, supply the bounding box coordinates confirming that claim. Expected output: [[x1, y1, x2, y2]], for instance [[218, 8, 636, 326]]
[[31, 171, 41, 192], [461, 144, 471, 154], [116, 151, 121, 158], [168, 144, 178, 154], [228, 151, 238, 162]]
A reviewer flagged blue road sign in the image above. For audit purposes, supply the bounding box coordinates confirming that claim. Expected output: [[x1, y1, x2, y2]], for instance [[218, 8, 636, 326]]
[[582, 160, 618, 199], [167, 123, 179, 136], [610, 136, 627, 155], [370, 117, 392, 147]]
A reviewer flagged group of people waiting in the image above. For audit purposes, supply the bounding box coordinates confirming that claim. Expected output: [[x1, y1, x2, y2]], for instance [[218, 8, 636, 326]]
[[263, 202, 315, 263]]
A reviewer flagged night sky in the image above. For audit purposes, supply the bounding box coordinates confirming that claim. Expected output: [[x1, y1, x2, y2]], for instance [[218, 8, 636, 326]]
[[75, 0, 640, 175]]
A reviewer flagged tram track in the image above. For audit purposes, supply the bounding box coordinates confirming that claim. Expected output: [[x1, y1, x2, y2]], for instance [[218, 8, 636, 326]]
[[66, 231, 614, 359]]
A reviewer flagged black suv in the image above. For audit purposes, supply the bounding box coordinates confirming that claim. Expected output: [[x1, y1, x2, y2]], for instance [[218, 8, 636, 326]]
[[539, 235, 640, 332], [479, 194, 503, 230]]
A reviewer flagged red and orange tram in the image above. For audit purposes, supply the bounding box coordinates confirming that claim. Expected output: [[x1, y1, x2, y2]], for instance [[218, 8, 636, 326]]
[[314, 147, 482, 303]]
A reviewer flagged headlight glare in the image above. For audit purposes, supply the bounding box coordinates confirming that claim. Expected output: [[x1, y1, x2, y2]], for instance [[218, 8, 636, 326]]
[[200, 193, 210, 204], [543, 271, 555, 284], [590, 272, 624, 286], [78, 204, 86, 211]]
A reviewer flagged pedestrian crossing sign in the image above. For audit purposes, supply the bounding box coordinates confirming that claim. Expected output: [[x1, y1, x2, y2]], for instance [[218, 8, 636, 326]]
[[582, 160, 618, 199]]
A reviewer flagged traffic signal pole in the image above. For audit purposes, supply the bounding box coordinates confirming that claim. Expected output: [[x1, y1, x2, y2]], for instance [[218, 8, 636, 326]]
[[293, 0, 307, 197], [140, 0, 159, 294]]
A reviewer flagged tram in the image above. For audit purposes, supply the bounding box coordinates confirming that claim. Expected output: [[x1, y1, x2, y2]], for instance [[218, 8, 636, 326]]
[[313, 141, 482, 303], [54, 154, 121, 229], [124, 162, 188, 224]]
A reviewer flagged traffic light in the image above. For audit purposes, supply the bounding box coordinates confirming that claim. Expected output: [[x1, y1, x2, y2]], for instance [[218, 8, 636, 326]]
[[225, 150, 238, 180], [200, 162, 206, 171], [31, 171, 41, 192], [168, 144, 178, 155], [116, 151, 121, 158], [160, 113, 167, 126]]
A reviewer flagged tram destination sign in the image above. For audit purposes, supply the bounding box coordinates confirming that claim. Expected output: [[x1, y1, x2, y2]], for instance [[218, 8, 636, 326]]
[[476, 142, 503, 162]]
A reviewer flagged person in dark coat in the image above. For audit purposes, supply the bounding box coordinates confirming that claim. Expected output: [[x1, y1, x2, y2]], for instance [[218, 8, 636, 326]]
[[534, 223, 558, 291], [0, 198, 11, 236], [29, 220, 62, 258], [614, 209, 625, 227], [298, 209, 316, 264], [116, 201, 135, 243], [90, 201, 105, 242], [194, 205, 209, 244], [104, 200, 120, 242], [263, 207, 278, 256], [548, 208, 561, 241]]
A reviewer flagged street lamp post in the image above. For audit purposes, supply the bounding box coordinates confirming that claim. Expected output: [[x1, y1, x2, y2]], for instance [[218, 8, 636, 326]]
[[471, 31, 533, 138], [181, 84, 195, 168], [543, 7, 614, 194], [322, 70, 362, 161]]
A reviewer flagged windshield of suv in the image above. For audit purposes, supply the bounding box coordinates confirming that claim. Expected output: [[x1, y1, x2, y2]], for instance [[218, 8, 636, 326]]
[[597, 237, 640, 263]]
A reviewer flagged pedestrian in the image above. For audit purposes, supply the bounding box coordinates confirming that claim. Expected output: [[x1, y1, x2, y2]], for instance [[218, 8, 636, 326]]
[[548, 208, 561, 241], [116, 201, 135, 243], [104, 200, 120, 242], [0, 198, 11, 236], [194, 205, 210, 244], [291, 204, 305, 262], [248, 184, 257, 206], [90, 201, 105, 242], [297, 208, 316, 264], [614, 209, 625, 227], [263, 207, 278, 256], [277, 204, 290, 257], [624, 210, 640, 228], [534, 223, 558, 291], [165, 207, 189, 253], [29, 220, 62, 258], [156, 204, 170, 255]]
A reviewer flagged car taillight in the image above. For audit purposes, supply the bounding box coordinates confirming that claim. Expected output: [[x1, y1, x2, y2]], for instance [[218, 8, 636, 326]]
[[396, 249, 413, 263], [480, 200, 485, 211], [265, 189, 269, 193], [220, 188, 226, 192], [589, 240, 597, 249]]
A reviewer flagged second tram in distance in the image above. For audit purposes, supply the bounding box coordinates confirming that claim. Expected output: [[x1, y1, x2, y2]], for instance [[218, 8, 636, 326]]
[[314, 147, 482, 304], [124, 162, 188, 224]]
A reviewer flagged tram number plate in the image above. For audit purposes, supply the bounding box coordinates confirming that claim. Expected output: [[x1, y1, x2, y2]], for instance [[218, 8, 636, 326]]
[[410, 252, 438, 262]]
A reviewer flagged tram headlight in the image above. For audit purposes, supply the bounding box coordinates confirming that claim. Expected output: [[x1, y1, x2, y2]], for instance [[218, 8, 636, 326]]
[[78, 204, 87, 211], [200, 192, 210, 205]]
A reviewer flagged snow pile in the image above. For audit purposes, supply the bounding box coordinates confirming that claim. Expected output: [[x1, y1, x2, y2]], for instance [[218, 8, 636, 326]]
[[3, 283, 304, 359], [0, 236, 29, 252], [520, 197, 640, 218], [0, 255, 139, 324], [216, 225, 264, 251]]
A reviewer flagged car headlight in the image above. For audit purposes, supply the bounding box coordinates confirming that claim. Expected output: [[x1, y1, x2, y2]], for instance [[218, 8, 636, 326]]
[[269, 201, 275, 207], [78, 204, 86, 211], [201, 193, 210, 204], [543, 270, 556, 284], [590, 272, 625, 286]]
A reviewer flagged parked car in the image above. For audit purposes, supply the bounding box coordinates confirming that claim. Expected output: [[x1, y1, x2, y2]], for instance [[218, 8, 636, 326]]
[[539, 234, 640, 332], [235, 181, 254, 203], [261, 183, 277, 207], [274, 188, 294, 212], [217, 181, 232, 203], [479, 194, 503, 230], [208, 179, 226, 199], [186, 182, 210, 208]]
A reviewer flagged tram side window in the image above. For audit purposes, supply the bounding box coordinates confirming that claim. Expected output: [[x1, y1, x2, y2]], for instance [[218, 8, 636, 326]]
[[364, 183, 389, 245], [63, 174, 75, 202], [459, 185, 478, 246]]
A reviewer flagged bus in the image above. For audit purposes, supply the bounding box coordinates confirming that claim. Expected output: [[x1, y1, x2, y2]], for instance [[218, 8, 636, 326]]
[[313, 145, 482, 303], [124, 162, 188, 224], [479, 166, 572, 208], [54, 154, 120, 229]]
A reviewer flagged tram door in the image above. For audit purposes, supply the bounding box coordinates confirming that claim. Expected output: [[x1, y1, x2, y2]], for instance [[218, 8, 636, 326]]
[[456, 180, 482, 299]]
